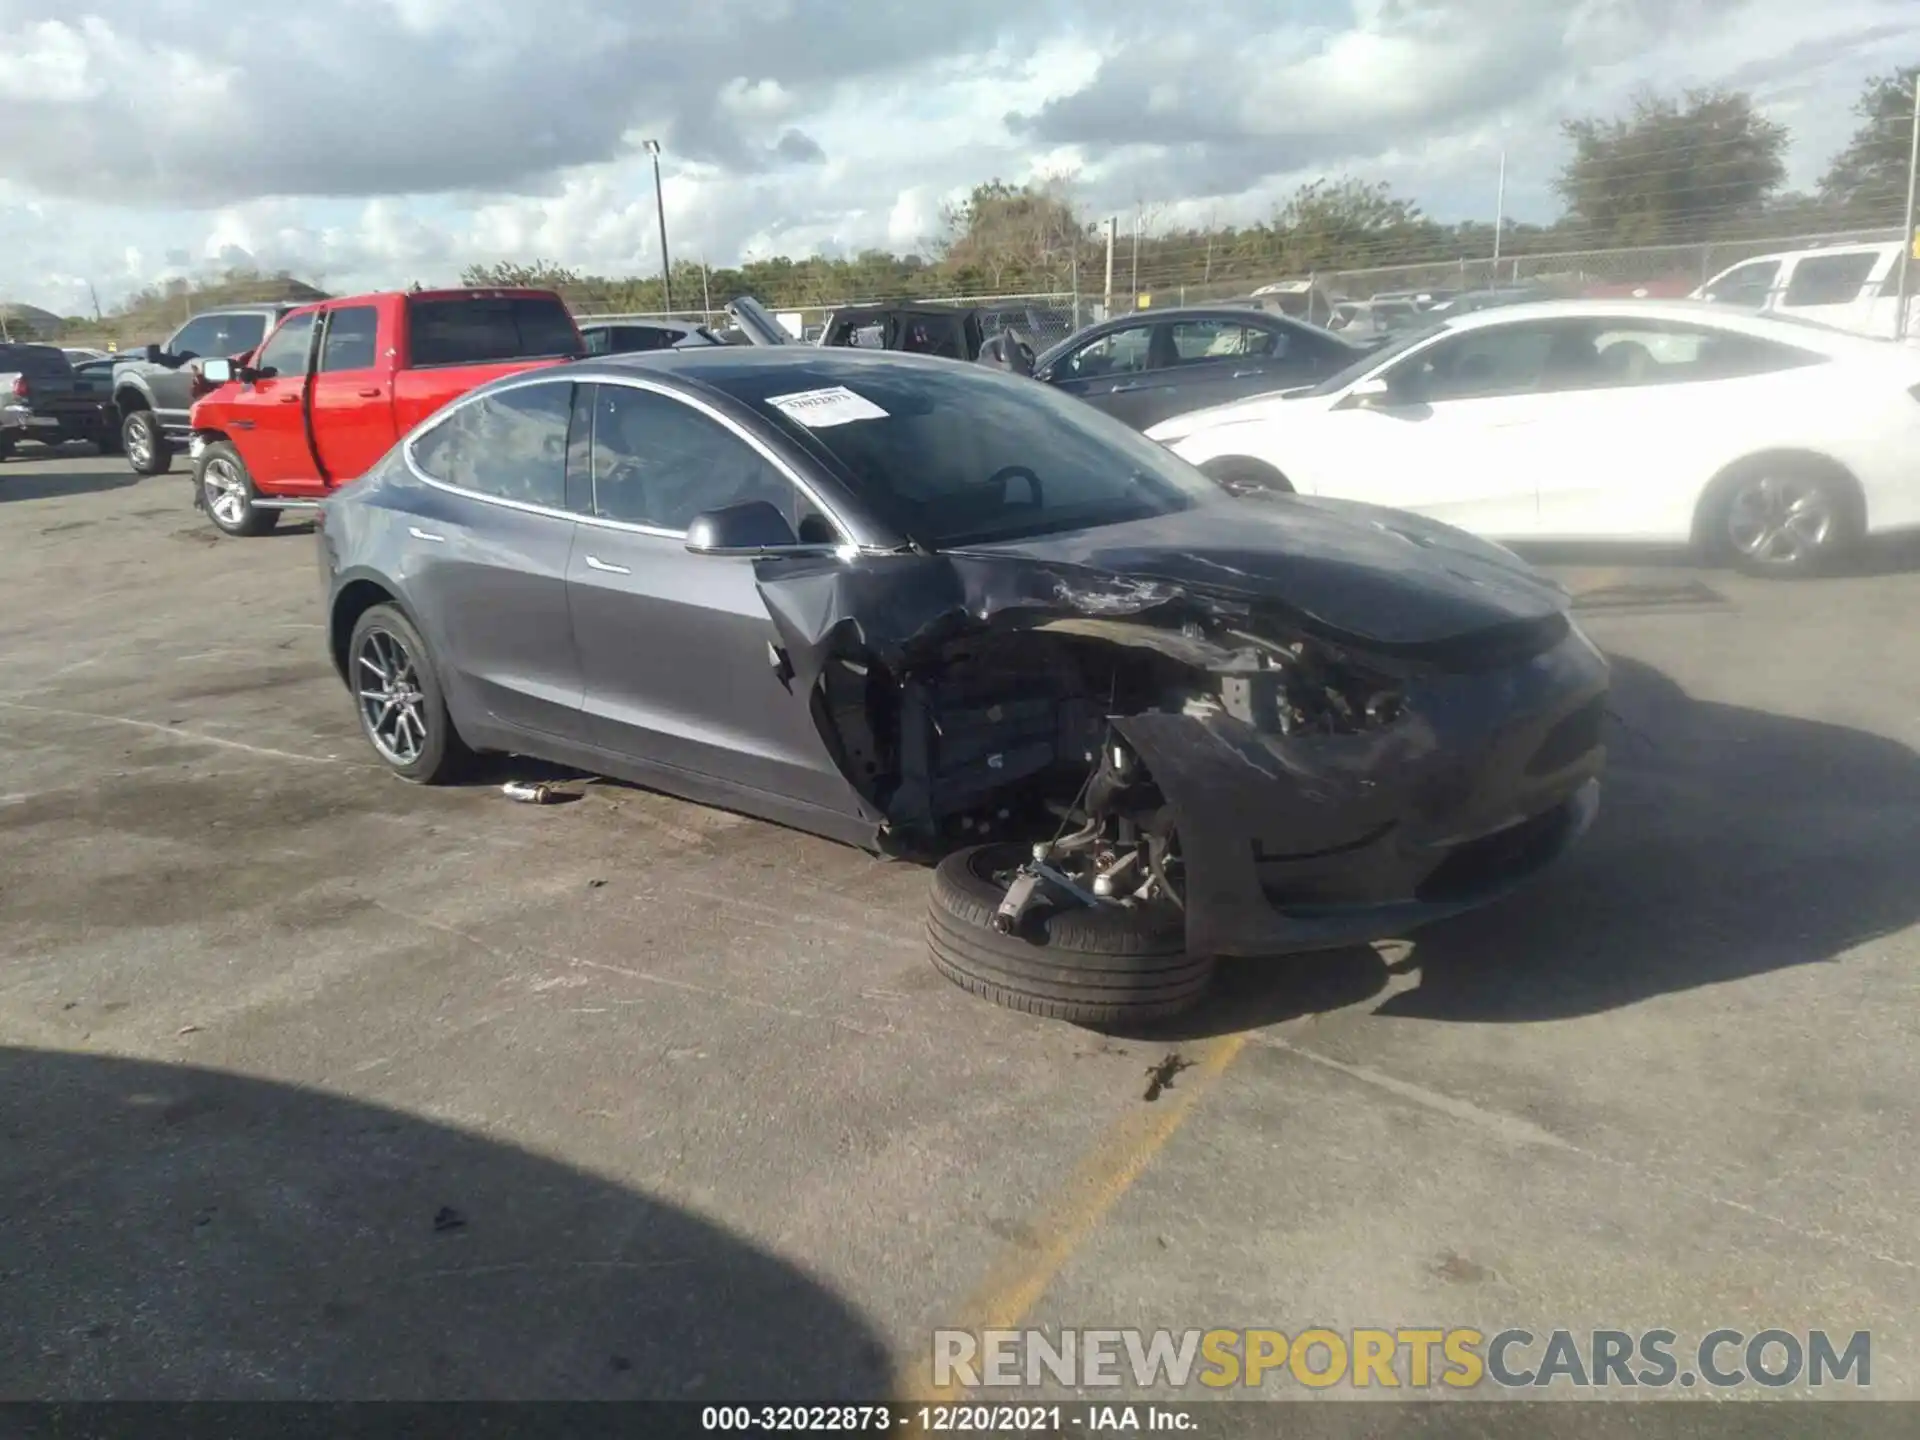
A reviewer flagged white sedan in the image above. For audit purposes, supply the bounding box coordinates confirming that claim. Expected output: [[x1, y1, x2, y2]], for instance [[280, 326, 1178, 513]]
[[1146, 299, 1920, 575]]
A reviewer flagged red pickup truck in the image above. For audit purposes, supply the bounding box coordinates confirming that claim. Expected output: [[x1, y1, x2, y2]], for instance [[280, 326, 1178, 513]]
[[187, 288, 582, 535]]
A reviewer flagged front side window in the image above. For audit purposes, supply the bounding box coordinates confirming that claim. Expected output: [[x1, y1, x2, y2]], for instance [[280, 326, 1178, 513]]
[[254, 313, 316, 378], [1168, 320, 1279, 364], [1384, 321, 1571, 402], [1059, 324, 1155, 378], [587, 383, 797, 533], [410, 380, 573, 509], [1780, 253, 1877, 308], [319, 306, 379, 372], [167, 316, 226, 360], [219, 314, 268, 356], [1702, 261, 1779, 307]]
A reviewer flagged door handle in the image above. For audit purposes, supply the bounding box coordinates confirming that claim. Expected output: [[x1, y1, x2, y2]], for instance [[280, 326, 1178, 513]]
[[356, 387, 382, 398], [1110, 381, 1147, 393], [584, 555, 630, 575], [408, 527, 445, 543], [1232, 368, 1267, 379], [279, 394, 301, 403]]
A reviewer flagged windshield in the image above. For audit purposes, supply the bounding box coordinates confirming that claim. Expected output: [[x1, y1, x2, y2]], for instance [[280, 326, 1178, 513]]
[[716, 356, 1224, 548], [1295, 322, 1445, 397]]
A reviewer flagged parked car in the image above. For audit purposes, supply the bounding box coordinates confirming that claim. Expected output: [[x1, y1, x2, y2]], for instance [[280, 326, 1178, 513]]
[[1246, 278, 1345, 327], [579, 319, 727, 354], [1029, 305, 1367, 430], [1369, 288, 1458, 310], [1146, 299, 1920, 576], [187, 288, 582, 536], [1424, 287, 1551, 317], [318, 347, 1605, 1024], [0, 343, 116, 459], [1694, 240, 1917, 340], [1329, 299, 1425, 338], [111, 304, 299, 475], [61, 347, 111, 364]]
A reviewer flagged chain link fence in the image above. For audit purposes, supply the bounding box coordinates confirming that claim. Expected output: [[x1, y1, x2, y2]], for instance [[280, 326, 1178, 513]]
[[563, 226, 1908, 344]]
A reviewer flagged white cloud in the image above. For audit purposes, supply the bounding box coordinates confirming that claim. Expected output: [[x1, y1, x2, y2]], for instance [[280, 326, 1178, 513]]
[[0, 0, 1913, 312]]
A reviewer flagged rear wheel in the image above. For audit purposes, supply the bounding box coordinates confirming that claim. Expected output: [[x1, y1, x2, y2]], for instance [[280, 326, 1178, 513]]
[[196, 441, 279, 537], [347, 603, 470, 784], [1200, 455, 1292, 497], [122, 408, 172, 475], [0, 435, 13, 463], [926, 842, 1212, 1026], [1699, 458, 1861, 577]]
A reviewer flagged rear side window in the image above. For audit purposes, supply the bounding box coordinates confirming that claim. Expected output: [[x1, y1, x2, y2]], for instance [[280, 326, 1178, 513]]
[[0, 345, 72, 376], [406, 296, 579, 367], [1781, 253, 1877, 308], [319, 306, 379, 372], [1168, 320, 1279, 363], [410, 380, 573, 509]]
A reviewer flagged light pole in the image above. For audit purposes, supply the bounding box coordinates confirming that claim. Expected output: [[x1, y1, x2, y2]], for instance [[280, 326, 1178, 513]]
[[644, 139, 673, 315]]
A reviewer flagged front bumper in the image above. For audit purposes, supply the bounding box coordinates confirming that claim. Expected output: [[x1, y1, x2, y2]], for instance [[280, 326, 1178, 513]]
[[1113, 622, 1609, 957]]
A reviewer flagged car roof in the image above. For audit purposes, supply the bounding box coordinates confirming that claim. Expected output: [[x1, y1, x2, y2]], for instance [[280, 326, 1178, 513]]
[[1427, 296, 1905, 358], [1716, 239, 1901, 269], [555, 345, 970, 386]]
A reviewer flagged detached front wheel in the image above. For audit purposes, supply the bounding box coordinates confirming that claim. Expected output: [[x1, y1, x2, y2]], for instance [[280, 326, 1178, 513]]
[[926, 843, 1212, 1027], [196, 440, 279, 537]]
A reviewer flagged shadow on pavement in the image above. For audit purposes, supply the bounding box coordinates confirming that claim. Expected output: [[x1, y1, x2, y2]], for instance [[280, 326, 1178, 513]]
[[0, 1047, 891, 1400], [1159, 653, 1920, 1035], [0, 467, 141, 502]]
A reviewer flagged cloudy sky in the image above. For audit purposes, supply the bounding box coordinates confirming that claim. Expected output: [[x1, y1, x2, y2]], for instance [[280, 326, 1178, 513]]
[[1, 0, 1915, 314]]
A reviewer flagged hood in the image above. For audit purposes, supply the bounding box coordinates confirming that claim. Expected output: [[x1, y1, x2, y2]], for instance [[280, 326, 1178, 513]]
[[724, 295, 794, 346], [1145, 385, 1321, 442], [948, 494, 1567, 648]]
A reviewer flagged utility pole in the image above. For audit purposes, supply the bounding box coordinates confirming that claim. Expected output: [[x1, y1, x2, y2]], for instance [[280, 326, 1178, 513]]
[[1070, 232, 1081, 330], [644, 139, 673, 315], [1103, 217, 1116, 318], [699, 251, 713, 316], [1130, 205, 1140, 301], [1896, 78, 1920, 341], [87, 280, 103, 322], [1491, 150, 1507, 276]]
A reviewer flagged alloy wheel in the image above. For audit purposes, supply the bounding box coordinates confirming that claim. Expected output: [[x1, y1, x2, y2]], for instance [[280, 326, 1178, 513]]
[[202, 458, 249, 528], [355, 628, 429, 767], [1725, 473, 1835, 569], [126, 418, 152, 469]]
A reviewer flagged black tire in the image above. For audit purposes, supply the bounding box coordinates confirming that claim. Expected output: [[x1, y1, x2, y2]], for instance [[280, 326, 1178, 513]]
[[1200, 456, 1292, 497], [926, 843, 1212, 1026], [1697, 457, 1862, 578], [0, 435, 12, 462], [346, 603, 471, 784], [195, 440, 279, 537], [122, 407, 172, 475]]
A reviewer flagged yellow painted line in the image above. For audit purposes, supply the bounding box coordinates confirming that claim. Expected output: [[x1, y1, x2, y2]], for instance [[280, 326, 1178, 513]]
[[894, 1032, 1249, 1413]]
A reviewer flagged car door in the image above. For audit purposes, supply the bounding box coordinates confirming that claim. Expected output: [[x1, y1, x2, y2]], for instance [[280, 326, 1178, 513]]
[[1531, 319, 1825, 541], [1040, 320, 1164, 424], [399, 376, 588, 742], [309, 304, 393, 484], [564, 378, 865, 818], [1144, 318, 1285, 426], [222, 311, 322, 489], [1312, 319, 1590, 538]]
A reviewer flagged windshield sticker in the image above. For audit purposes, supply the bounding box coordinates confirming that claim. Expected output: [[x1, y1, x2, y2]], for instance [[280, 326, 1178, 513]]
[[764, 386, 889, 428]]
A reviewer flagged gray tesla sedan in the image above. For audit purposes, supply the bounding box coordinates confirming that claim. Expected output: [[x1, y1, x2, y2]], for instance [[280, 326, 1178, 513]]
[[319, 348, 1607, 1025]]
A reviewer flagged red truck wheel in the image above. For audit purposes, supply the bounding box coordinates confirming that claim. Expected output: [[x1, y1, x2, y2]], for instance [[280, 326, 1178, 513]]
[[197, 441, 280, 537]]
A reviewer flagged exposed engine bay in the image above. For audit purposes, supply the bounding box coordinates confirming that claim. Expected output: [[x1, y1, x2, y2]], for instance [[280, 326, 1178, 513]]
[[812, 599, 1415, 931]]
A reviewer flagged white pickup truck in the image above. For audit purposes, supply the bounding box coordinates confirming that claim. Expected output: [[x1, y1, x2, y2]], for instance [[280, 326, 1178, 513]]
[[1694, 240, 1919, 342]]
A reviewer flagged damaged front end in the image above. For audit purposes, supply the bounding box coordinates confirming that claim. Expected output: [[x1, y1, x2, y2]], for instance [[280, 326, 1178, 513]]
[[759, 541, 1607, 959]]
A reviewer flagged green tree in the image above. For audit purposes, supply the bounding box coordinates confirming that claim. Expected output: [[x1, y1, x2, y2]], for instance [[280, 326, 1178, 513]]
[[1556, 88, 1788, 245], [459, 259, 582, 289], [940, 176, 1088, 292], [1818, 64, 1920, 220]]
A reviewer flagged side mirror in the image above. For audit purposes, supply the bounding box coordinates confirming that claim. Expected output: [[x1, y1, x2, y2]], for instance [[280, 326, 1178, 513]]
[[685, 499, 838, 557], [199, 357, 234, 386], [1344, 375, 1395, 409]]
